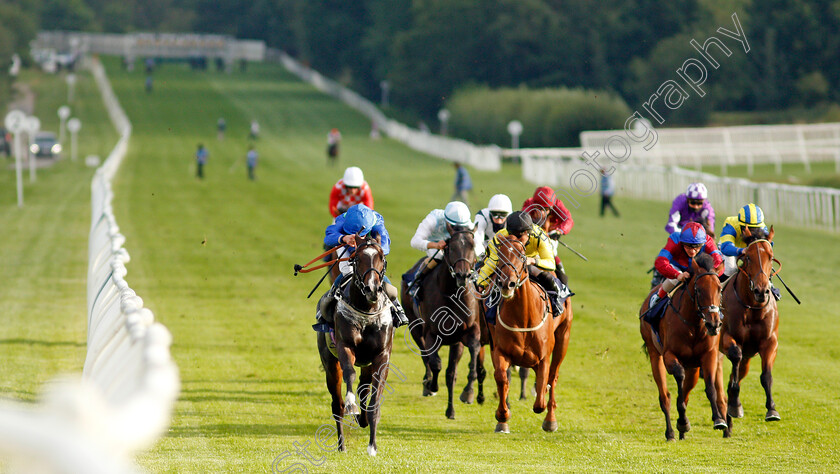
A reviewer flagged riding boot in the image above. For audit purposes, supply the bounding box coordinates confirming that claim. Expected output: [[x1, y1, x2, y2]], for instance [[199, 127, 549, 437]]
[[408, 257, 439, 300], [384, 282, 409, 327], [555, 260, 569, 287], [532, 269, 563, 316], [771, 284, 782, 301]]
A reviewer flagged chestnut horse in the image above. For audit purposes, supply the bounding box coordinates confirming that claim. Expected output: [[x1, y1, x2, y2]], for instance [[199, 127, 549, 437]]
[[639, 254, 727, 441], [714, 226, 780, 438], [316, 235, 394, 456], [486, 235, 573, 433], [402, 230, 483, 419]]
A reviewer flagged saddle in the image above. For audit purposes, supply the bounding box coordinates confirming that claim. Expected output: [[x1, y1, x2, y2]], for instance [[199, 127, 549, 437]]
[[484, 280, 572, 325], [317, 277, 351, 326]]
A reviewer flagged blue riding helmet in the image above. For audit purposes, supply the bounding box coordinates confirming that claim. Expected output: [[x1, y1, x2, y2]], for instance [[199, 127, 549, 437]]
[[679, 222, 706, 245], [342, 204, 377, 236]]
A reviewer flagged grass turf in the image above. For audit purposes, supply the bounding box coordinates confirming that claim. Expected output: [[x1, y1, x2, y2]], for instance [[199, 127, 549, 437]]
[[3, 58, 840, 472]]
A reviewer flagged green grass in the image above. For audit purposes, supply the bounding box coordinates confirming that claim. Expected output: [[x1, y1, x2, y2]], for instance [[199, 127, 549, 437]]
[[4, 58, 840, 472], [0, 67, 117, 401], [694, 160, 840, 189]]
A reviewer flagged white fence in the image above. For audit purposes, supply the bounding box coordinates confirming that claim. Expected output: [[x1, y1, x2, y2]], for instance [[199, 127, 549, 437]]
[[267, 49, 502, 171], [581, 123, 840, 175], [0, 57, 179, 472], [518, 151, 840, 233]]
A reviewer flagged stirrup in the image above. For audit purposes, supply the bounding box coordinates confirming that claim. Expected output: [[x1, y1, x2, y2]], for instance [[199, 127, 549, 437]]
[[391, 304, 409, 328], [771, 287, 782, 301], [407, 281, 421, 299]]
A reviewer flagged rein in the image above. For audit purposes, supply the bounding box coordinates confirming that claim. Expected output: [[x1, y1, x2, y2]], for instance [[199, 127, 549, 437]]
[[734, 238, 780, 309], [294, 244, 350, 274], [494, 237, 551, 333], [493, 238, 529, 291], [444, 230, 477, 280], [670, 271, 720, 330]]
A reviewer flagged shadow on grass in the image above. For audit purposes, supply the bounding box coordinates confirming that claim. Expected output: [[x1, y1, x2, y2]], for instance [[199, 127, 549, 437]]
[[0, 338, 85, 347]]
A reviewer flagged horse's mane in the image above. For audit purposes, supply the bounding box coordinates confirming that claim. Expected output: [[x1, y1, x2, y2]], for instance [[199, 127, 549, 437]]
[[693, 253, 715, 272]]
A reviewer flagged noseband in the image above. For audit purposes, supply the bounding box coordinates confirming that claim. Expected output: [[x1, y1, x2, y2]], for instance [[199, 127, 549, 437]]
[[351, 241, 386, 292], [445, 230, 476, 280], [493, 238, 528, 290], [693, 271, 721, 325], [735, 239, 780, 309]]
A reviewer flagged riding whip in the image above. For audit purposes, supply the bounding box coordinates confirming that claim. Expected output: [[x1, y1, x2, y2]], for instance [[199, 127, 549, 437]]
[[773, 274, 801, 305], [307, 258, 340, 299], [556, 239, 588, 261]]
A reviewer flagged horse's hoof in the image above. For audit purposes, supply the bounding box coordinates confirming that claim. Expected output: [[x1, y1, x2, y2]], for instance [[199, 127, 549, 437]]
[[533, 405, 546, 414], [713, 418, 728, 430], [494, 422, 510, 434], [476, 393, 485, 405], [345, 403, 360, 416], [446, 407, 455, 419], [666, 437, 675, 442], [422, 386, 437, 397], [765, 410, 780, 421], [729, 403, 744, 418], [723, 428, 731, 438], [460, 388, 475, 404], [679, 432, 686, 440], [356, 412, 369, 428], [542, 419, 558, 432], [367, 445, 377, 457], [677, 419, 691, 433]]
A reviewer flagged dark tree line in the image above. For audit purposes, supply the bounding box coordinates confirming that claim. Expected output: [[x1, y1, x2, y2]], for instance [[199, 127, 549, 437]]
[[3, 0, 839, 125]]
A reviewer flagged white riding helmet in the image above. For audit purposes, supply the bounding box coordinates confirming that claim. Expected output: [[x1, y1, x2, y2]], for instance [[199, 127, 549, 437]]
[[343, 167, 364, 187], [444, 201, 473, 228], [487, 194, 513, 214], [686, 182, 708, 200]]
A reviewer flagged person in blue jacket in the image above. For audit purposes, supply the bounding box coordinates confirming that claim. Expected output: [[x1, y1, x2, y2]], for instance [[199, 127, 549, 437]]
[[314, 204, 408, 331]]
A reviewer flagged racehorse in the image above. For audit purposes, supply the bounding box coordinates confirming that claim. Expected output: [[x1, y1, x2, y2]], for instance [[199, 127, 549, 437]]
[[714, 226, 780, 437], [402, 230, 483, 419], [316, 235, 394, 455], [486, 235, 573, 433], [639, 254, 727, 441]]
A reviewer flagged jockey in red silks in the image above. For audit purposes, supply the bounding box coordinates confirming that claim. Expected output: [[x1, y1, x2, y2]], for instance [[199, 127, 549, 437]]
[[329, 166, 374, 218], [649, 222, 724, 307], [521, 186, 574, 286]]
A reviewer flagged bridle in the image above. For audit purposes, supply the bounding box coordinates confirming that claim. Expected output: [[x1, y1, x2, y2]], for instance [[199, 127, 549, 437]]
[[444, 230, 476, 280], [734, 238, 780, 309], [493, 237, 529, 291], [350, 240, 386, 293], [672, 270, 721, 331]]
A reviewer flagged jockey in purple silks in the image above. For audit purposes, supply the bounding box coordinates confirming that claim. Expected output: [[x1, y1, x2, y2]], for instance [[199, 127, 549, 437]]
[[665, 183, 716, 238]]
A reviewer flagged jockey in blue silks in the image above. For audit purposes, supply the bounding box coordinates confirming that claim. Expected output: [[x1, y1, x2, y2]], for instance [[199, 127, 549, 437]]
[[315, 204, 408, 331]]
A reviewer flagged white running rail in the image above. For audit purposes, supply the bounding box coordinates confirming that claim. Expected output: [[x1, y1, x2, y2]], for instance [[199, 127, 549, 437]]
[[0, 57, 179, 473]]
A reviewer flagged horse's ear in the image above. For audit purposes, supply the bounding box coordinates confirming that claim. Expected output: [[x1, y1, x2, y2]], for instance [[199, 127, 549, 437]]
[[373, 233, 382, 244], [742, 226, 752, 238], [354, 234, 363, 247], [690, 257, 700, 273], [767, 225, 774, 242]]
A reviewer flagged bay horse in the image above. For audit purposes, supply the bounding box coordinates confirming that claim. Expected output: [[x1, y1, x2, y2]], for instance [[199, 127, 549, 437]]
[[402, 229, 483, 419], [316, 235, 394, 455], [486, 235, 572, 433], [639, 254, 727, 441], [714, 225, 780, 437]]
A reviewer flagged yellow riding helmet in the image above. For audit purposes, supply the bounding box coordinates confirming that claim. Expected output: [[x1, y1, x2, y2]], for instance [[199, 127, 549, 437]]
[[738, 203, 764, 227]]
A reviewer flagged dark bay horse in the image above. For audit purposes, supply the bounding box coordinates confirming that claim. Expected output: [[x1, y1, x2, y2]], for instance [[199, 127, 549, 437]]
[[486, 235, 572, 433], [715, 226, 780, 437], [639, 254, 727, 441], [317, 235, 394, 455], [402, 230, 482, 419]]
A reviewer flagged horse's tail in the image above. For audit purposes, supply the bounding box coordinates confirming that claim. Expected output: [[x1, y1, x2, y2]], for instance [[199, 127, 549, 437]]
[[641, 341, 649, 357]]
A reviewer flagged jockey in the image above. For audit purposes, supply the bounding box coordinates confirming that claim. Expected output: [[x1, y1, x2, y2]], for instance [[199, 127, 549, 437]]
[[314, 204, 408, 331], [474, 194, 513, 243], [719, 203, 780, 299], [476, 211, 565, 320], [521, 186, 574, 286], [329, 166, 374, 218], [649, 222, 724, 307], [406, 201, 484, 299], [666, 183, 716, 237]]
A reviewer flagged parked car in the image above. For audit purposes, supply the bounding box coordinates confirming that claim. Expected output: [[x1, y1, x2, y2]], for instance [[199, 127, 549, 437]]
[[30, 131, 62, 157]]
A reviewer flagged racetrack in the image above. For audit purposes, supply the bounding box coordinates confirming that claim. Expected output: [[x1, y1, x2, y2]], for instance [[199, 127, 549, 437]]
[[3, 59, 839, 472]]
